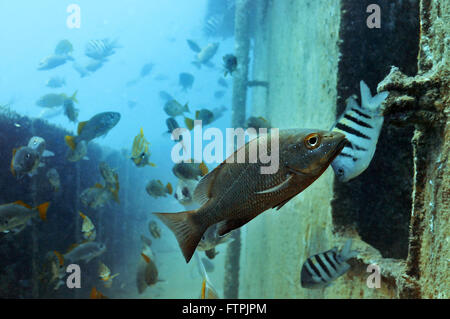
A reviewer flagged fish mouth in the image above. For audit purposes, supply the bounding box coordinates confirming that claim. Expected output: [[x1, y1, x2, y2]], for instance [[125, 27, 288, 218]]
[[328, 137, 348, 164]]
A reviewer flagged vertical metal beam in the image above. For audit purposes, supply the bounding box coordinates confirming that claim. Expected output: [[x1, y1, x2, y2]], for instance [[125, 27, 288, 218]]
[[223, 0, 251, 299]]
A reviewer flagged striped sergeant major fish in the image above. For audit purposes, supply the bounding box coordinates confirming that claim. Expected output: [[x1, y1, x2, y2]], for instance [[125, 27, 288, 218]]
[[331, 80, 389, 182], [300, 239, 358, 289]]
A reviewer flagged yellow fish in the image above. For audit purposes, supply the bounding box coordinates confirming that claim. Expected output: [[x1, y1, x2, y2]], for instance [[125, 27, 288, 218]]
[[98, 261, 119, 288], [79, 212, 96, 241], [130, 128, 156, 167], [90, 286, 108, 299]]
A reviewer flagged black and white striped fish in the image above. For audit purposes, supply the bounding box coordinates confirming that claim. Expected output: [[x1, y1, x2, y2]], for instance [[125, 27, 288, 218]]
[[85, 38, 120, 61], [300, 239, 358, 289], [331, 80, 389, 182]]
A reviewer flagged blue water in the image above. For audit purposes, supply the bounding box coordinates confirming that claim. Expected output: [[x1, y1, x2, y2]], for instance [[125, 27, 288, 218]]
[[0, 0, 235, 298]]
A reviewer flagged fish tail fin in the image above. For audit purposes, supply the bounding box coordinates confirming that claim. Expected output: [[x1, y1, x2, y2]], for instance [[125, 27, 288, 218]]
[[70, 90, 78, 103], [153, 210, 205, 263], [341, 239, 359, 261], [36, 202, 50, 221], [184, 117, 194, 130], [65, 135, 76, 150], [184, 103, 190, 113], [360, 80, 388, 112], [53, 251, 64, 267]]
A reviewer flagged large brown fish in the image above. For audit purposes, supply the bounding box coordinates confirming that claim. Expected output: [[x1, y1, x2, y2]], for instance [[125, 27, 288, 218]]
[[154, 129, 347, 262]]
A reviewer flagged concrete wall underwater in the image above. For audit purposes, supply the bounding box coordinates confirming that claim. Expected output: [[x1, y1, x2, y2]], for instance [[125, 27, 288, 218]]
[[239, 0, 449, 299]]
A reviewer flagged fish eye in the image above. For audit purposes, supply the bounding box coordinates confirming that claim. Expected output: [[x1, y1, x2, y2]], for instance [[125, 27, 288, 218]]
[[304, 133, 321, 149], [337, 168, 344, 176], [25, 153, 31, 159]]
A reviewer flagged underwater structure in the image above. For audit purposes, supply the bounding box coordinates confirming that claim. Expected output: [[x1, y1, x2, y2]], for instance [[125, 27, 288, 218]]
[[0, 107, 149, 298], [237, 0, 449, 298]]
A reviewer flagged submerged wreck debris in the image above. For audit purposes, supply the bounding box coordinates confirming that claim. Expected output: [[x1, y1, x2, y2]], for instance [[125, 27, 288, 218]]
[[377, 66, 448, 128]]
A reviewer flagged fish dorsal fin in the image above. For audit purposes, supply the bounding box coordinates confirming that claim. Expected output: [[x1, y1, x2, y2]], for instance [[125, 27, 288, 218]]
[[14, 200, 32, 209], [193, 166, 222, 205], [53, 251, 64, 267], [201, 279, 207, 299], [166, 183, 173, 195], [330, 97, 360, 131], [184, 117, 194, 130], [79, 212, 86, 219], [199, 162, 209, 176], [77, 121, 88, 135]]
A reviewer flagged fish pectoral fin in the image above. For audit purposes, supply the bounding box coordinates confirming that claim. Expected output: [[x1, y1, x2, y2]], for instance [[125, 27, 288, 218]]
[[255, 175, 293, 195]]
